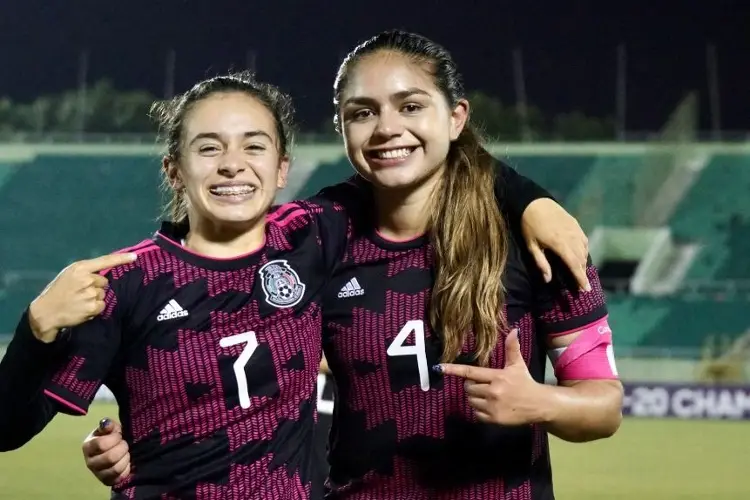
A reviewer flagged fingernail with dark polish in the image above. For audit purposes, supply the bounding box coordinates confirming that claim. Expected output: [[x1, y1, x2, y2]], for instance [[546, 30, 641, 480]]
[[431, 364, 443, 373], [99, 418, 111, 430]]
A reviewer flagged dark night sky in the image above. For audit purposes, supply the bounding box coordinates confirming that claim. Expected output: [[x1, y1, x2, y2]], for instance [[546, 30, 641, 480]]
[[1, 0, 748, 132]]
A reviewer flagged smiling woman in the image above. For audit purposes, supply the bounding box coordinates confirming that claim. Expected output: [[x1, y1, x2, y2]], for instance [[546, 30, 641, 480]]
[[333, 32, 507, 366], [0, 71, 355, 499], [318, 30, 621, 500], [150, 77, 295, 258]]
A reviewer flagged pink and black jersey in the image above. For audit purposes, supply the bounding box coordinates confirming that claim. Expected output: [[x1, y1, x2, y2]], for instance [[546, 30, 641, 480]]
[[319, 181, 608, 500], [44, 199, 348, 500]]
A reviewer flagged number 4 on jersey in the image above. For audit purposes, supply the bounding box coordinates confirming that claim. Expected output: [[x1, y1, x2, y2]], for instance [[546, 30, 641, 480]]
[[386, 320, 430, 392], [219, 331, 258, 409]]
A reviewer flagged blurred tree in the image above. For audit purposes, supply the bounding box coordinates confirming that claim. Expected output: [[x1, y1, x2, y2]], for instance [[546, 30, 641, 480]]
[[53, 89, 81, 133], [111, 90, 157, 133], [7, 80, 157, 134], [552, 111, 615, 141], [467, 91, 546, 141], [1, 83, 614, 140], [81, 80, 155, 133], [467, 91, 516, 140], [0, 98, 16, 133]]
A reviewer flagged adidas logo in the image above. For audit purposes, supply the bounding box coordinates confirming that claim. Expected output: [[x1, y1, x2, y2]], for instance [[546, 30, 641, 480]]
[[338, 278, 365, 298], [157, 299, 189, 322]]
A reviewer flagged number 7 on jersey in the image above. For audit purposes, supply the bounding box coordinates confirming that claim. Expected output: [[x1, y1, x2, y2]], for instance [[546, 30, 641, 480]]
[[387, 320, 430, 391], [219, 331, 258, 409]]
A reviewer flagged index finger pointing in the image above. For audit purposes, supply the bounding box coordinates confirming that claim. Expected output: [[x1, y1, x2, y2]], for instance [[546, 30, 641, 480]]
[[79, 253, 137, 274], [436, 363, 497, 383]]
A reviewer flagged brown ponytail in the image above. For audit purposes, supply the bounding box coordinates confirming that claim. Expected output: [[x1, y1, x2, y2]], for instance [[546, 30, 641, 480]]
[[428, 125, 509, 366]]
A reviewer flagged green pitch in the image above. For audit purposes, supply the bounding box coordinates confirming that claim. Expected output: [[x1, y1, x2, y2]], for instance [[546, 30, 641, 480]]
[[0, 403, 747, 499]]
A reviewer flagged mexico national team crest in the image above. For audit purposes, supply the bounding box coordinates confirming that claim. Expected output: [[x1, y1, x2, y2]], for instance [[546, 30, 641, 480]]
[[259, 260, 306, 308]]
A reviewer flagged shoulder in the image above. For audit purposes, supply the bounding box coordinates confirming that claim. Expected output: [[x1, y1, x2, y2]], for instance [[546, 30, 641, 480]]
[[100, 239, 160, 282], [97, 239, 162, 311], [314, 176, 369, 212], [267, 201, 314, 228], [268, 178, 363, 234]]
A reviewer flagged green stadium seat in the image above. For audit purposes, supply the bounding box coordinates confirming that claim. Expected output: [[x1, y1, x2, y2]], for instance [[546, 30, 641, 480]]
[[294, 157, 353, 199], [639, 297, 749, 349], [0, 154, 162, 332], [670, 155, 750, 280], [508, 155, 595, 204], [605, 293, 671, 347], [607, 293, 749, 351]]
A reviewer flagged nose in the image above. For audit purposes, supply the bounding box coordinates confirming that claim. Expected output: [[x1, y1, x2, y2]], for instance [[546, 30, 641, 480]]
[[217, 148, 246, 177], [373, 107, 405, 139]]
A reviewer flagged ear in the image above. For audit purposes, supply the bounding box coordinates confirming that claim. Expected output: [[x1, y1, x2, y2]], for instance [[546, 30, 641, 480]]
[[162, 156, 183, 190], [449, 99, 469, 141], [276, 156, 291, 189]]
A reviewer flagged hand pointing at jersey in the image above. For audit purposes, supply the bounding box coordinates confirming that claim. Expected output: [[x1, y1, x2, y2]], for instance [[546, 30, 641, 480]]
[[28, 252, 137, 343], [436, 329, 551, 426]]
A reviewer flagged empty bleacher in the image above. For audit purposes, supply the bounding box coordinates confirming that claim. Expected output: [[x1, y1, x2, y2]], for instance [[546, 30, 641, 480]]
[[669, 154, 750, 280], [294, 157, 354, 199], [607, 293, 749, 350], [1, 148, 748, 351], [0, 154, 161, 331], [510, 155, 595, 205]]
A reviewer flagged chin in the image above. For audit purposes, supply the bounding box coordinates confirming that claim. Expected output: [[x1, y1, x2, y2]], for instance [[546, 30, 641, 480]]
[[206, 206, 267, 226], [369, 169, 435, 192]]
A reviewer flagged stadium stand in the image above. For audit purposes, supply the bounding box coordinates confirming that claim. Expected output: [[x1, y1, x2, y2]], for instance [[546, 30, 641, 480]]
[[669, 154, 750, 280], [607, 293, 750, 350], [293, 157, 354, 199], [509, 155, 594, 204], [1, 147, 749, 355], [0, 154, 162, 331]]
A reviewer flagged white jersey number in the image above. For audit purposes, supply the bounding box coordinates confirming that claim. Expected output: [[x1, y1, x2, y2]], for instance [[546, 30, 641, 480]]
[[386, 320, 430, 392], [219, 331, 259, 409]]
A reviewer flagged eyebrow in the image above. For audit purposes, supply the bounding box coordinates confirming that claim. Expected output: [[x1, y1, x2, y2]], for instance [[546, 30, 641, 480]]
[[342, 87, 431, 107], [188, 130, 273, 147]]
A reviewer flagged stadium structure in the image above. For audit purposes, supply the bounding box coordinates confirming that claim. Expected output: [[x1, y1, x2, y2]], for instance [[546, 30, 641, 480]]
[[1, 91, 749, 499]]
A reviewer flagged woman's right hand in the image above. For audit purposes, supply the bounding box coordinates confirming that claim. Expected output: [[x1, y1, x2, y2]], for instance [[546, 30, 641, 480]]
[[28, 252, 137, 343], [82, 418, 131, 486]]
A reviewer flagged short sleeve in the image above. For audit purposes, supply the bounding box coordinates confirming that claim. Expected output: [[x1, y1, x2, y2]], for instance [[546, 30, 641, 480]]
[[532, 253, 608, 337], [494, 160, 554, 223], [43, 277, 125, 416]]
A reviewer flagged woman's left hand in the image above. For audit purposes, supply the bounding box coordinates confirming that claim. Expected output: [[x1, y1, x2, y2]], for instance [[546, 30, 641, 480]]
[[438, 330, 550, 426], [521, 198, 590, 291]]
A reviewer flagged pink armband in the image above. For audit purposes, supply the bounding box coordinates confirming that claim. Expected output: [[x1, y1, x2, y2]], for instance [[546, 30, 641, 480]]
[[548, 317, 618, 381]]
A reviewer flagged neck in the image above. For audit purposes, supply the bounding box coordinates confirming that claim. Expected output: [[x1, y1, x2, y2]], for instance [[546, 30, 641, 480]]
[[372, 171, 441, 241], [183, 216, 266, 259]]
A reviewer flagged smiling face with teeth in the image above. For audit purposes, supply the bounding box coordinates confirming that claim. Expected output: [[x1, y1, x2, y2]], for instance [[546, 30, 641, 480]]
[[338, 51, 468, 193], [164, 91, 289, 233]]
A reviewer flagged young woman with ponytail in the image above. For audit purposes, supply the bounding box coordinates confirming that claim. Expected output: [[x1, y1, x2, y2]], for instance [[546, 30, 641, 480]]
[[317, 30, 623, 499]]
